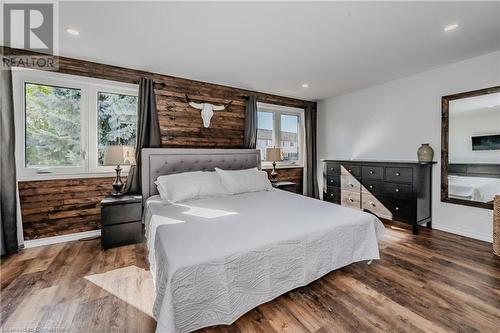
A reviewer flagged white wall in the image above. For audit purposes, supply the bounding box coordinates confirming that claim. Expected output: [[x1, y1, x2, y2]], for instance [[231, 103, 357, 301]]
[[318, 51, 500, 242], [449, 108, 500, 163]]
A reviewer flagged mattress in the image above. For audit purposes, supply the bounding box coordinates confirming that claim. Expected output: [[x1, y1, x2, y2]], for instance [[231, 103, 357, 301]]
[[144, 189, 385, 333], [448, 175, 500, 202]]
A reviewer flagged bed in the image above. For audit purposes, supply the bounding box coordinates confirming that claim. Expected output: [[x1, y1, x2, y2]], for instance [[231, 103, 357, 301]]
[[141, 148, 385, 333], [448, 175, 500, 202]]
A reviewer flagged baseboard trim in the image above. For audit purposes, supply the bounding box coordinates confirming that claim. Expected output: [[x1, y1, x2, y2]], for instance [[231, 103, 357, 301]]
[[24, 230, 101, 248], [433, 224, 492, 243]]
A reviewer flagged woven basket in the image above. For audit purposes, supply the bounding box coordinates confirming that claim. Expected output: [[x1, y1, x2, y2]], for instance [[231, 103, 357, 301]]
[[494, 196, 500, 256]]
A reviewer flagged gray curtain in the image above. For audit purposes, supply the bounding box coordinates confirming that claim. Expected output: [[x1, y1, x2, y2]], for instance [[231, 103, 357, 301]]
[[243, 95, 257, 149], [0, 65, 19, 255], [124, 78, 161, 194], [305, 104, 319, 199]]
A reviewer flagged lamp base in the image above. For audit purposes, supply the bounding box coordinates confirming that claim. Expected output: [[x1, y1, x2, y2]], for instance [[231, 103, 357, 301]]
[[112, 165, 124, 196], [270, 161, 278, 183]]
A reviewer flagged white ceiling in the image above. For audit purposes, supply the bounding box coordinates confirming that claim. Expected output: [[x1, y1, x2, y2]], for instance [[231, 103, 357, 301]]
[[11, 1, 500, 100]]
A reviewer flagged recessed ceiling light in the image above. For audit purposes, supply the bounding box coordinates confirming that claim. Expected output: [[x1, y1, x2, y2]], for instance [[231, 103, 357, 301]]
[[302, 83, 309, 88], [65, 28, 80, 36], [444, 23, 459, 32]]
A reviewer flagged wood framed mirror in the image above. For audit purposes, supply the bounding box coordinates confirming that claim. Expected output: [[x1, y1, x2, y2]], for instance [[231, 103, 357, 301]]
[[441, 86, 500, 210]]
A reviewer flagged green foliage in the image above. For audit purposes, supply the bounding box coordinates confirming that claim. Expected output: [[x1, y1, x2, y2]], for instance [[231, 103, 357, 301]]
[[24, 84, 138, 168], [25, 83, 81, 167], [97, 92, 138, 165]]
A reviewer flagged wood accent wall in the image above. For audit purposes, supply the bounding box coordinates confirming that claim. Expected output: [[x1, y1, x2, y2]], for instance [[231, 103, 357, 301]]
[[19, 178, 117, 239], [4, 47, 315, 240]]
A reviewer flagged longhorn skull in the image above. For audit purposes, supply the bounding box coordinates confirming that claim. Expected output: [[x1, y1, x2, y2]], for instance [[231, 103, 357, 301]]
[[185, 94, 232, 128]]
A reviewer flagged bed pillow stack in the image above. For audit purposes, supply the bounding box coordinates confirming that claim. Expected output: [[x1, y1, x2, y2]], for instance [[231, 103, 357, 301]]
[[155, 168, 273, 202]]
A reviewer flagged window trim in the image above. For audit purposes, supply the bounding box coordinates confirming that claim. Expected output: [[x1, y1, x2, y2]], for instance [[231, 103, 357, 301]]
[[256, 102, 305, 169], [13, 68, 138, 181]]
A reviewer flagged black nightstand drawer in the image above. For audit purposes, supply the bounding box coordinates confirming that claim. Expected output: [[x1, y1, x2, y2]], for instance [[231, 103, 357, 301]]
[[102, 222, 142, 249], [273, 182, 297, 193], [101, 202, 142, 226]]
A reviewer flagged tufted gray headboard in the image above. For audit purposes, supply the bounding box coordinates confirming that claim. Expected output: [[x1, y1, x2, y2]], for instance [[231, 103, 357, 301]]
[[141, 148, 261, 202]]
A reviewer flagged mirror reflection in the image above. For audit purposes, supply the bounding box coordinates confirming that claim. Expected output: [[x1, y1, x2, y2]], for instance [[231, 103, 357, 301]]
[[448, 92, 500, 204]]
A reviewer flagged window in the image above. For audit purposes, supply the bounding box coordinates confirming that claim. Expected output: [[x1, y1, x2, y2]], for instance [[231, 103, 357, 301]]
[[13, 68, 139, 179], [25, 83, 82, 168], [256, 103, 305, 168], [97, 92, 138, 165]]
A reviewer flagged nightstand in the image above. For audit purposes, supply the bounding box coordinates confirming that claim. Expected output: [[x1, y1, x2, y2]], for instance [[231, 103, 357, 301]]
[[100, 195, 143, 249], [272, 181, 298, 193]]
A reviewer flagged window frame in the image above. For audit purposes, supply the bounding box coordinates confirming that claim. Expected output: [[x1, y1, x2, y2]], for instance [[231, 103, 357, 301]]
[[256, 102, 305, 169], [13, 68, 139, 181]]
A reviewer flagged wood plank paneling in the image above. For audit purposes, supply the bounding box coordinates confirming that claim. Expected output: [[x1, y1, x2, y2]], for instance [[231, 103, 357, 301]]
[[1, 225, 498, 332], [4, 47, 315, 239], [18, 178, 117, 240]]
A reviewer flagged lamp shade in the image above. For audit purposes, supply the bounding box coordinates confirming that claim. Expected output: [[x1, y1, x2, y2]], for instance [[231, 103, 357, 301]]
[[266, 147, 283, 162], [103, 145, 136, 166]]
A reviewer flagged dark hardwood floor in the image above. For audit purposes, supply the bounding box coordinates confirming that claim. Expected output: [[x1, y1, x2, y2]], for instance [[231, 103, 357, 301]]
[[1, 225, 499, 333]]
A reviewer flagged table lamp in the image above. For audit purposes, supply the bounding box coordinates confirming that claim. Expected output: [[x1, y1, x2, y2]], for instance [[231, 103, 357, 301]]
[[266, 147, 283, 182], [103, 145, 136, 196]]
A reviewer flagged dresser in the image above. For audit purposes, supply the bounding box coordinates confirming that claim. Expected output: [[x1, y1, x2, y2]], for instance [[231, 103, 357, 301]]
[[323, 160, 435, 234]]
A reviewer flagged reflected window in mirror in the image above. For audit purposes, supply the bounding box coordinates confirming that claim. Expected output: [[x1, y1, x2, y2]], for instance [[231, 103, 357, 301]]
[[442, 86, 500, 209]]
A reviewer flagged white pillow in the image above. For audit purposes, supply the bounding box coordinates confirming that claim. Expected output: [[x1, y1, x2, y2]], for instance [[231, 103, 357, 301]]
[[215, 167, 272, 194], [154, 181, 169, 201], [155, 171, 227, 203]]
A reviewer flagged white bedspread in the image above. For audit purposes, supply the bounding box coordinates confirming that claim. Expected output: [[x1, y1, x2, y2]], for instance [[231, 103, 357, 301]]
[[144, 190, 385, 333], [448, 175, 500, 202]]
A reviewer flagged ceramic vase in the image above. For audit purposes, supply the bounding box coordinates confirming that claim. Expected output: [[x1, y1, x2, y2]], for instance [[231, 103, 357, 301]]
[[417, 143, 434, 163]]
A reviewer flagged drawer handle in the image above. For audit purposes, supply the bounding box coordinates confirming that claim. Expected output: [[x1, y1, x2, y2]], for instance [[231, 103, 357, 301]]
[[396, 172, 401, 176], [395, 206, 400, 211], [395, 188, 400, 192], [369, 185, 373, 189], [370, 202, 376, 207], [330, 193, 334, 197], [330, 167, 335, 171], [349, 183, 354, 187], [349, 198, 354, 202], [330, 180, 334, 183], [348, 169, 352, 172], [369, 170, 374, 174]]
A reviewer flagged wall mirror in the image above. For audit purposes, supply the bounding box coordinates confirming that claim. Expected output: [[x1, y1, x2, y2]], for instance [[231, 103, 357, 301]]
[[442, 86, 500, 209]]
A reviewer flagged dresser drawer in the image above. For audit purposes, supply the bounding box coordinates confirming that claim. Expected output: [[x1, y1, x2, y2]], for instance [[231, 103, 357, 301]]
[[362, 180, 384, 195], [341, 174, 361, 191], [385, 200, 416, 223], [101, 202, 142, 226], [324, 186, 340, 203], [326, 175, 340, 187], [384, 182, 412, 199], [341, 164, 361, 177], [362, 166, 384, 180], [361, 193, 393, 220], [341, 189, 361, 210], [385, 167, 413, 183], [102, 221, 142, 249], [326, 162, 341, 176]]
